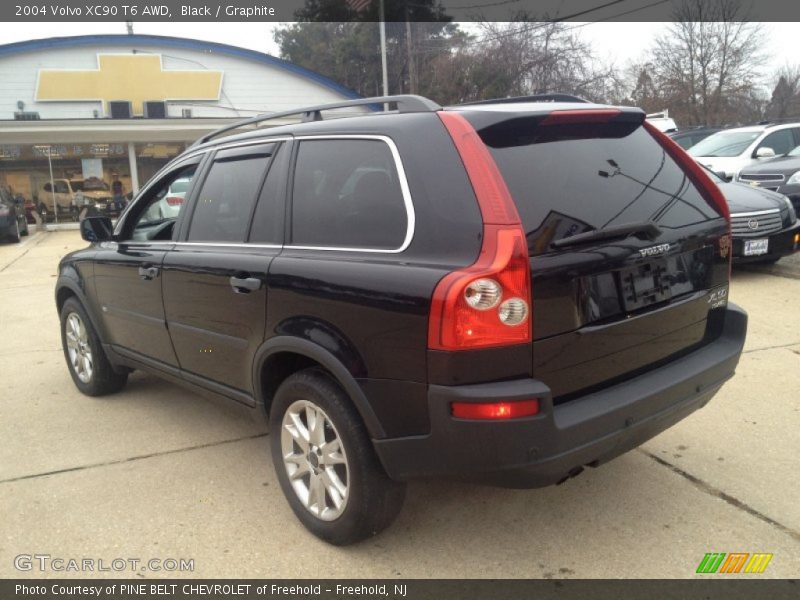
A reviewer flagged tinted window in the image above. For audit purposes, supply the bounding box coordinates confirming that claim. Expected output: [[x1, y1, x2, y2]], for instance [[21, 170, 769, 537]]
[[249, 145, 284, 244], [484, 125, 723, 256], [187, 154, 271, 242], [758, 129, 795, 156], [291, 140, 407, 249]]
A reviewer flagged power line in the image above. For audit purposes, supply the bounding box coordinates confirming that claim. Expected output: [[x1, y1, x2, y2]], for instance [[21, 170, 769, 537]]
[[414, 0, 670, 54]]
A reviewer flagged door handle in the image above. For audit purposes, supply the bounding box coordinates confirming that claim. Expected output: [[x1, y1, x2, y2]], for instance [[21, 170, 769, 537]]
[[138, 265, 160, 280], [229, 276, 262, 293]]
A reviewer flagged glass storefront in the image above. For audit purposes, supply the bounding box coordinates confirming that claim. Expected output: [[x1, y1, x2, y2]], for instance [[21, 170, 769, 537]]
[[0, 141, 188, 216]]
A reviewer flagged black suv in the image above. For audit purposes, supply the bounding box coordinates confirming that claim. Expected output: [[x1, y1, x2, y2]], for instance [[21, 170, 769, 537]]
[[56, 94, 747, 545]]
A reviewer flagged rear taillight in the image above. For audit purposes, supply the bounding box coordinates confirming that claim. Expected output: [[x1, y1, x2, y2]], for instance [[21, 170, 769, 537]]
[[644, 121, 732, 272], [452, 399, 540, 420], [429, 112, 532, 351], [166, 196, 184, 206]]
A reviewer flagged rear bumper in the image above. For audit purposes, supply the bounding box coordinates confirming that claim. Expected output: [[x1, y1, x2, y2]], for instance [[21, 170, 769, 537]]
[[373, 304, 747, 488], [732, 222, 800, 262]]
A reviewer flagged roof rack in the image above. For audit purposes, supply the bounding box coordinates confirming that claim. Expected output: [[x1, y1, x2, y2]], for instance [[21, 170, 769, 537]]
[[756, 117, 800, 126], [460, 93, 589, 106], [193, 94, 441, 146]]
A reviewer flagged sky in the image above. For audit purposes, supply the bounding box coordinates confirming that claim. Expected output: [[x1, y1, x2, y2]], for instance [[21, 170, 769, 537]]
[[0, 20, 797, 80]]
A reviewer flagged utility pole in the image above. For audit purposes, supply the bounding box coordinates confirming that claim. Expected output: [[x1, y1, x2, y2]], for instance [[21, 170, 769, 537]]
[[379, 0, 388, 97], [125, 21, 133, 35], [404, 4, 417, 94]]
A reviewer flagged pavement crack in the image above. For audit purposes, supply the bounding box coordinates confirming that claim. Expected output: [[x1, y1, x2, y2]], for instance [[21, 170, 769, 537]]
[[640, 450, 800, 544], [742, 341, 800, 354], [0, 231, 48, 272], [0, 432, 268, 485]]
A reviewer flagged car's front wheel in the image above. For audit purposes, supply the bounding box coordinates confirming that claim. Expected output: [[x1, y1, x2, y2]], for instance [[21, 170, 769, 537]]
[[8, 218, 20, 243], [269, 368, 406, 545], [60, 297, 128, 396]]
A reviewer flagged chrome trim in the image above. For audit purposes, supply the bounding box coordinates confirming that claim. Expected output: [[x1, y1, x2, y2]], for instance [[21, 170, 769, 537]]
[[113, 135, 415, 255], [738, 173, 785, 182], [287, 134, 416, 254], [172, 241, 282, 249], [729, 209, 781, 217]]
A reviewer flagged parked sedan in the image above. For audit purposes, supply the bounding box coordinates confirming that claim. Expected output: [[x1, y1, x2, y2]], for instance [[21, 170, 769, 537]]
[[669, 127, 724, 150], [737, 145, 800, 215], [0, 186, 29, 243], [705, 168, 800, 263]]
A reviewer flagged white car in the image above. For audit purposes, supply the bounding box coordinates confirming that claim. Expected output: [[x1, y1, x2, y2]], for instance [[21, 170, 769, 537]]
[[689, 122, 800, 180]]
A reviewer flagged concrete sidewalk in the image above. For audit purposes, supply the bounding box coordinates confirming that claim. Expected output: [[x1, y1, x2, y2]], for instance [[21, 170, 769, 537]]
[[0, 231, 798, 578]]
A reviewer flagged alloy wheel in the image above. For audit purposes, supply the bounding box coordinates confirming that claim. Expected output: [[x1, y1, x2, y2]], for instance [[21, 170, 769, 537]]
[[280, 399, 349, 521], [65, 312, 93, 383]]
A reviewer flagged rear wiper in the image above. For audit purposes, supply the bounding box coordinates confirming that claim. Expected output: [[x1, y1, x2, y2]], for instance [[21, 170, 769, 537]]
[[550, 221, 662, 249]]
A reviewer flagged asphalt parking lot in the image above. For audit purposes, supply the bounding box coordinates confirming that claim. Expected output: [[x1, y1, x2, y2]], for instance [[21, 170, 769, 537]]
[[1, 230, 798, 579]]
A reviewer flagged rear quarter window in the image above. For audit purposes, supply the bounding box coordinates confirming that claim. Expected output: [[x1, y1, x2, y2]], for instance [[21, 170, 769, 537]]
[[290, 139, 408, 250]]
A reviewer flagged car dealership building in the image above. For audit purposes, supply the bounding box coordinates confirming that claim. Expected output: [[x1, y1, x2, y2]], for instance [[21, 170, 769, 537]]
[[0, 34, 361, 208]]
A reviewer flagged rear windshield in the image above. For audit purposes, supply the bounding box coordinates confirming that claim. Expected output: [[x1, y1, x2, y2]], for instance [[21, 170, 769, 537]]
[[688, 130, 759, 157], [481, 124, 724, 256]]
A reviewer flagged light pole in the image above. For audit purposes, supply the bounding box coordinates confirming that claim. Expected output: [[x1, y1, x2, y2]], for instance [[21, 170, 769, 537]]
[[46, 145, 58, 225], [379, 0, 388, 97]]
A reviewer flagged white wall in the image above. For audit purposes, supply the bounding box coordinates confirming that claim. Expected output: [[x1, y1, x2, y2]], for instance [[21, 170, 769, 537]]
[[0, 40, 357, 120]]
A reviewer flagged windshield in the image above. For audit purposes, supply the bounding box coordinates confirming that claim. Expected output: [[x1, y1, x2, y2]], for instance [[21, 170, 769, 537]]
[[689, 131, 760, 157], [169, 178, 191, 194], [80, 178, 110, 191]]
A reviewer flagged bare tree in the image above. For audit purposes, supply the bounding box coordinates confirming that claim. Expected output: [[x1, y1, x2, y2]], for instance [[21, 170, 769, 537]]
[[649, 0, 767, 126], [765, 65, 800, 120], [442, 21, 621, 103]]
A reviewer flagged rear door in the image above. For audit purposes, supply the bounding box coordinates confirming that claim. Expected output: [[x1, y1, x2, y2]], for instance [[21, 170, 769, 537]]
[[162, 141, 286, 401], [466, 109, 730, 399]]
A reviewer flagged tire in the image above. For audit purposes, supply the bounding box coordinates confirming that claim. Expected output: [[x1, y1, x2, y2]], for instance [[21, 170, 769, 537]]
[[60, 297, 128, 396], [269, 368, 406, 545], [38, 203, 48, 223], [9, 218, 20, 243]]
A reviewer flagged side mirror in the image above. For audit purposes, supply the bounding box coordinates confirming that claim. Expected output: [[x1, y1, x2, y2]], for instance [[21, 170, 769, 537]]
[[755, 147, 775, 159], [715, 170, 730, 181], [80, 216, 114, 242]]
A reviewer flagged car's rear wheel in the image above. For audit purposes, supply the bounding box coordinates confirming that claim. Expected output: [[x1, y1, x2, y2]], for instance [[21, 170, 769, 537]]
[[60, 297, 127, 396], [269, 368, 405, 545]]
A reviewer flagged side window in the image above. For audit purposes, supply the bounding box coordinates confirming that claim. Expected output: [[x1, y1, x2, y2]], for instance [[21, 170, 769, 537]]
[[759, 130, 795, 156], [248, 145, 285, 244], [128, 165, 197, 241], [186, 149, 273, 243], [54, 181, 69, 194], [290, 139, 408, 249]]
